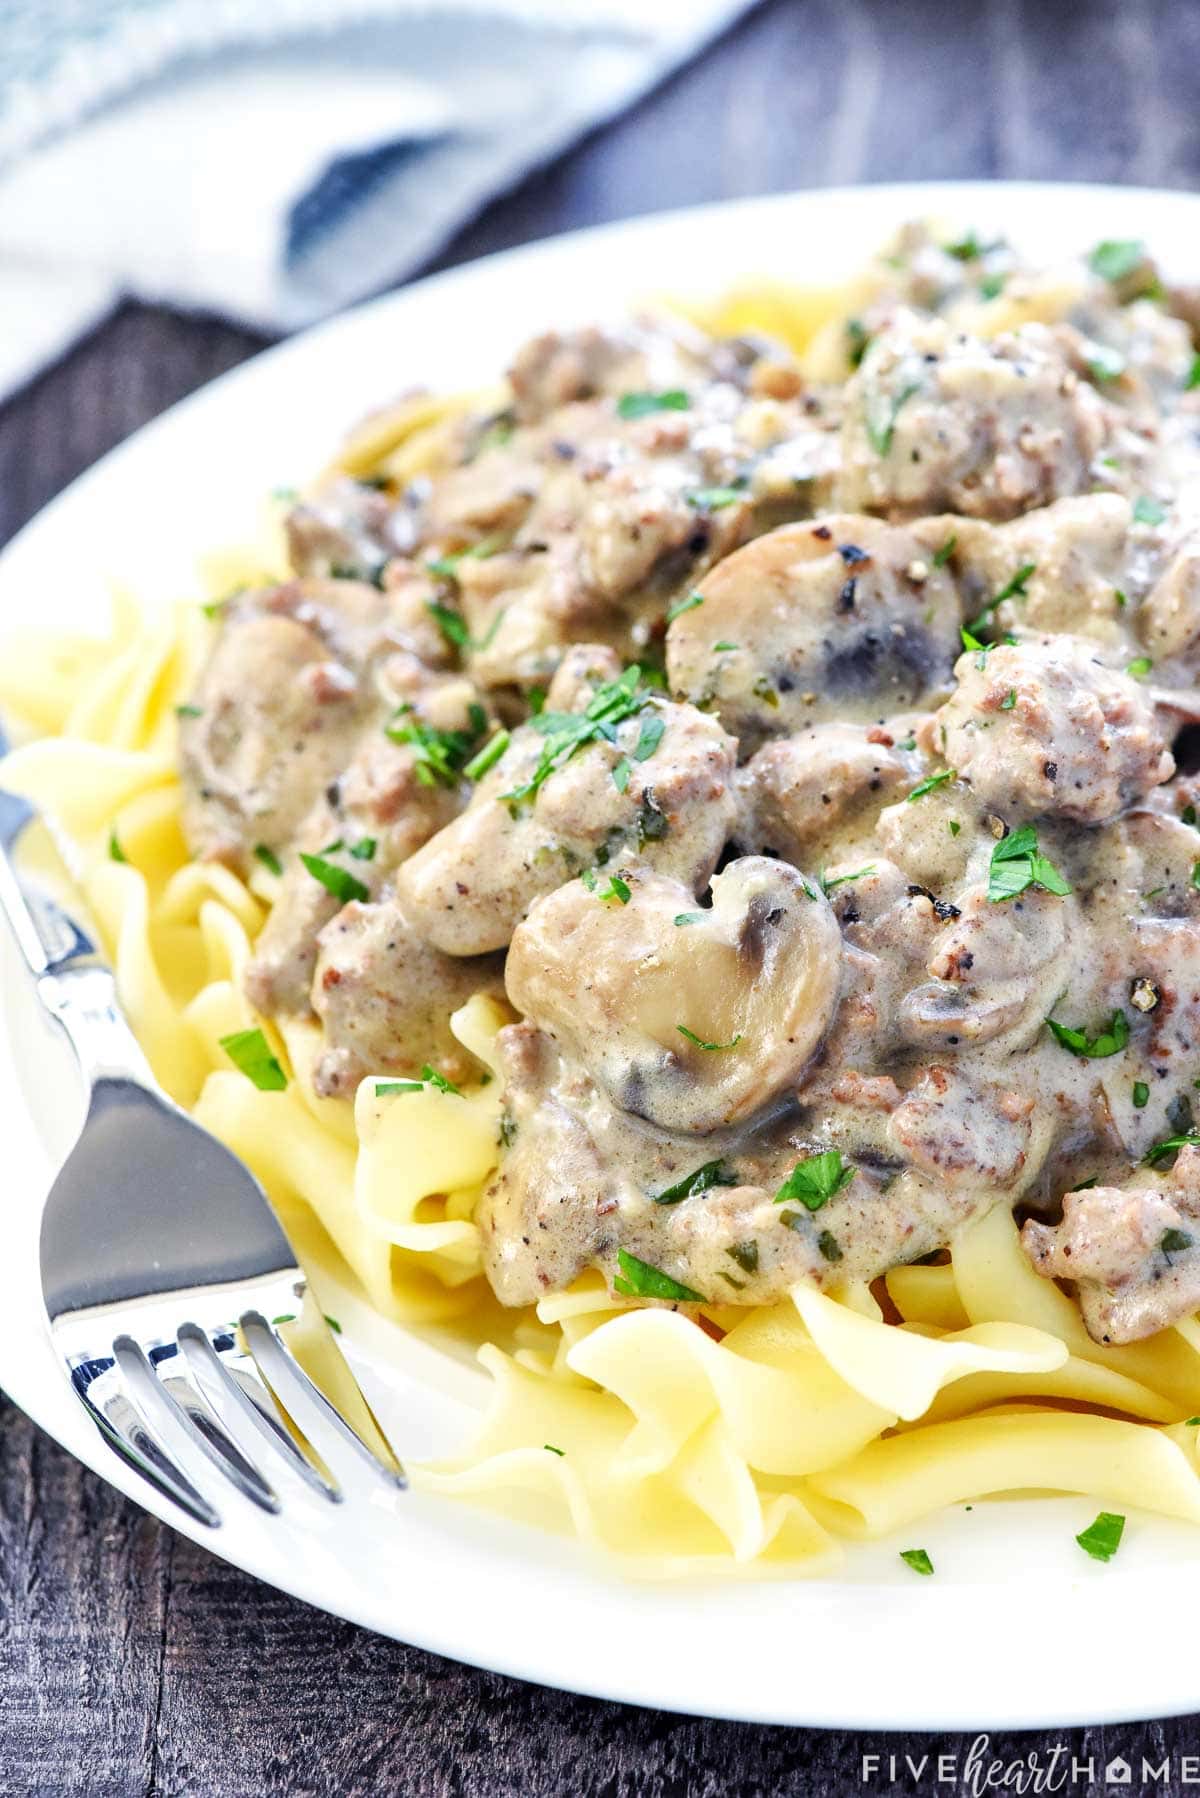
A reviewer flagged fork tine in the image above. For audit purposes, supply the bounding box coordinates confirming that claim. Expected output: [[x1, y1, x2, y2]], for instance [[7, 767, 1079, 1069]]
[[69, 1357, 221, 1529], [178, 1324, 340, 1502], [240, 1313, 406, 1490], [114, 1337, 281, 1514]]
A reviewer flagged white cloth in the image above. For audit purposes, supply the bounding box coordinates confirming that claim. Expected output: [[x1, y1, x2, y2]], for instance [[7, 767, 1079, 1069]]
[[0, 0, 750, 401]]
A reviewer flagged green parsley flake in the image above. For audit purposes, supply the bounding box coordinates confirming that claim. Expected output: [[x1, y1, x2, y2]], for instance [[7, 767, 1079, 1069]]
[[634, 715, 666, 762], [543, 1443, 565, 1456], [421, 1064, 463, 1096], [1089, 240, 1146, 282], [613, 1249, 704, 1303], [712, 640, 738, 652], [219, 1028, 288, 1092], [666, 590, 705, 623], [817, 1230, 843, 1263], [1162, 1227, 1194, 1256], [1127, 657, 1153, 679], [463, 730, 511, 782], [907, 768, 955, 802], [1192, 860, 1200, 891], [1133, 1081, 1150, 1109], [993, 563, 1037, 604], [932, 533, 957, 568], [582, 869, 631, 905], [653, 1160, 738, 1205], [677, 1024, 742, 1052], [108, 829, 128, 864], [501, 666, 651, 809], [1115, 589, 1128, 608], [1134, 495, 1167, 527], [375, 1079, 424, 1096], [254, 844, 283, 877], [948, 820, 961, 836], [299, 853, 369, 906], [387, 705, 486, 787], [1046, 1010, 1129, 1059], [612, 755, 632, 794], [775, 1149, 854, 1212], [425, 599, 470, 648], [348, 837, 376, 861], [1075, 1511, 1125, 1562], [175, 702, 203, 719], [1144, 1131, 1200, 1167], [727, 1240, 759, 1275], [1188, 355, 1200, 393], [900, 1548, 934, 1576], [866, 379, 921, 456], [686, 485, 746, 511], [324, 1314, 343, 1334], [1000, 689, 1017, 710], [821, 865, 876, 893], [1085, 343, 1127, 384], [987, 824, 1071, 903], [617, 389, 690, 419], [674, 911, 704, 926]]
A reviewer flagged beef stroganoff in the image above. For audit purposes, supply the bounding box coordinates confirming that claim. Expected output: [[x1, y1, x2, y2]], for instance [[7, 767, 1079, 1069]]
[[9, 222, 1200, 1572]]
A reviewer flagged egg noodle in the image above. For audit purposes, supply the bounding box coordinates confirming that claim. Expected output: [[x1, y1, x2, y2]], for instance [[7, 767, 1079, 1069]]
[[5, 273, 1200, 1577]]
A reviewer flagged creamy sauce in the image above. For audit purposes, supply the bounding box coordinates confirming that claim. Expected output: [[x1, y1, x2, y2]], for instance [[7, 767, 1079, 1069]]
[[179, 226, 1200, 1342]]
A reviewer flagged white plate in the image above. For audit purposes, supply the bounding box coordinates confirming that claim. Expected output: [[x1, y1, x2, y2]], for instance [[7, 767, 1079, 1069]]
[[4, 181, 1200, 1732]]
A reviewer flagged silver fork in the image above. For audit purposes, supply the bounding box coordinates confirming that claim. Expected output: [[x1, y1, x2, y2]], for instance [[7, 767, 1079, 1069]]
[[0, 783, 404, 1528]]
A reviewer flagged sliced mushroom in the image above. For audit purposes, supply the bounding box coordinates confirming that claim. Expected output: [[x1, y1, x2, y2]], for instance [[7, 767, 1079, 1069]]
[[505, 858, 843, 1134], [666, 515, 960, 747]]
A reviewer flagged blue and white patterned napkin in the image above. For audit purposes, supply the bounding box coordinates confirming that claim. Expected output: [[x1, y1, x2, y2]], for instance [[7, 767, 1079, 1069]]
[[0, 0, 750, 399]]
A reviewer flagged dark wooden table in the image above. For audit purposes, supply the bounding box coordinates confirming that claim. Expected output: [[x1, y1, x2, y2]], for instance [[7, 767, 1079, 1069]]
[[4, 1, 1200, 1791]]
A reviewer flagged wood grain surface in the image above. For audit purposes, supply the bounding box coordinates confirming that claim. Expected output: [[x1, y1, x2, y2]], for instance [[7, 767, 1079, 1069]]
[[4, 0, 1200, 1791]]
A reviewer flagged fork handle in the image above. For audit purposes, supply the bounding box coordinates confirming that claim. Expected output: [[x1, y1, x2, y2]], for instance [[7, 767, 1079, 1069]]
[[0, 788, 159, 1092]]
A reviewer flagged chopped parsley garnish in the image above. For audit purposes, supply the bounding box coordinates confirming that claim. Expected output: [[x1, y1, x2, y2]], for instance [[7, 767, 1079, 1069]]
[[1162, 1228, 1194, 1257], [634, 715, 666, 761], [686, 485, 746, 511], [666, 590, 705, 623], [1046, 1010, 1129, 1059], [612, 756, 631, 793], [425, 535, 504, 582], [677, 1024, 742, 1052], [987, 824, 1071, 903], [948, 820, 961, 836], [821, 865, 876, 893], [1127, 657, 1153, 679], [817, 1230, 843, 1263], [1134, 495, 1167, 527], [408, 1066, 456, 1098], [751, 673, 779, 709], [900, 1548, 934, 1576], [425, 599, 470, 648], [674, 911, 704, 926], [348, 837, 376, 861], [108, 829, 127, 864], [219, 1028, 288, 1092], [254, 844, 283, 877], [1089, 240, 1145, 282], [387, 705, 486, 787], [1085, 343, 1127, 384], [299, 853, 369, 906], [543, 1443, 565, 1456], [581, 869, 631, 905], [907, 768, 955, 802], [1144, 1131, 1200, 1167], [1182, 804, 1197, 827], [272, 1313, 297, 1325], [617, 389, 690, 419], [775, 1149, 854, 1212], [1188, 355, 1200, 393], [1075, 1511, 1125, 1562], [1000, 689, 1017, 710], [463, 730, 510, 782], [1133, 1081, 1150, 1109], [501, 667, 653, 809], [866, 379, 921, 456], [727, 1240, 759, 1275], [653, 1160, 738, 1205], [845, 319, 869, 367], [932, 533, 957, 568], [1115, 588, 1128, 608], [324, 1314, 342, 1334], [979, 272, 1006, 300], [1192, 860, 1200, 891], [175, 702, 203, 719], [993, 563, 1037, 604], [712, 640, 738, 652], [375, 1079, 424, 1096], [613, 1249, 704, 1303]]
